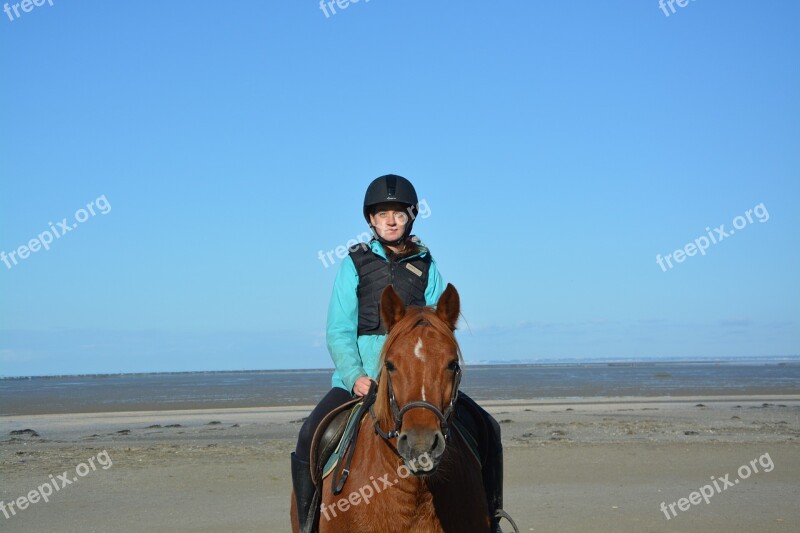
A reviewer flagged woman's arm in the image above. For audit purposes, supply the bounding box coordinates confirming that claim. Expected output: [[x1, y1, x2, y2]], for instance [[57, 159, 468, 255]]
[[425, 256, 446, 305], [326, 255, 367, 393]]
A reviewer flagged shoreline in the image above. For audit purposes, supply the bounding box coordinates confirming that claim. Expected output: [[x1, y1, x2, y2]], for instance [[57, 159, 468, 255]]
[[4, 392, 800, 418], [4, 395, 799, 445], [4, 362, 798, 417]]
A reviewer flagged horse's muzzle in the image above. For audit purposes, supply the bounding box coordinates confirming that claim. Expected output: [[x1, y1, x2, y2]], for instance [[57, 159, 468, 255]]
[[397, 428, 446, 474]]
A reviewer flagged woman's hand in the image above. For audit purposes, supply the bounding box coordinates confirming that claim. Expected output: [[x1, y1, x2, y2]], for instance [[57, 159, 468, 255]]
[[352, 376, 375, 397]]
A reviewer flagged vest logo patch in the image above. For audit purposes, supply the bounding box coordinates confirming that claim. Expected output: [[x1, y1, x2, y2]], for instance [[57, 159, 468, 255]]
[[405, 263, 423, 277]]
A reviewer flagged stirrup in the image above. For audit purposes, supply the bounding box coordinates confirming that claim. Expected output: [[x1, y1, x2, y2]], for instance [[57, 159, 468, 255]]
[[494, 509, 520, 533]]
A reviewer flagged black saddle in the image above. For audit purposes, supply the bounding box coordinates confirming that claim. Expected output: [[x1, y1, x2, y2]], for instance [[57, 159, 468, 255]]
[[309, 397, 361, 488]]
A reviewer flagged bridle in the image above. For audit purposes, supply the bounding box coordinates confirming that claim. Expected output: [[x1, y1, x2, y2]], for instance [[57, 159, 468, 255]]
[[332, 364, 461, 493], [369, 360, 462, 454]]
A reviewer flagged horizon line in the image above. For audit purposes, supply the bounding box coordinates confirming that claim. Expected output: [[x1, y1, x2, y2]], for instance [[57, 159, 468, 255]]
[[2, 354, 799, 380]]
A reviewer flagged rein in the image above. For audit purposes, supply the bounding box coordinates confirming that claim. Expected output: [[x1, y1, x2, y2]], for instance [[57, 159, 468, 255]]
[[368, 362, 462, 455]]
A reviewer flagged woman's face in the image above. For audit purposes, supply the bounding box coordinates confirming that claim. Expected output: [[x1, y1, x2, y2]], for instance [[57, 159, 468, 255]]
[[369, 202, 410, 241]]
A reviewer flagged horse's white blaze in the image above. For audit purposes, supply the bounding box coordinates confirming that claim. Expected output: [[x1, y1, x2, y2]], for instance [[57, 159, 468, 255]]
[[416, 337, 428, 399], [414, 337, 425, 361]]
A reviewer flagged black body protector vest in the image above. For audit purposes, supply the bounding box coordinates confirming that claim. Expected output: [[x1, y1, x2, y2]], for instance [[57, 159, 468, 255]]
[[348, 241, 432, 336]]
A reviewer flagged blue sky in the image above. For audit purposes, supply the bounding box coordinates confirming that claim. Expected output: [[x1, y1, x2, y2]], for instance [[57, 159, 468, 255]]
[[1, 1, 798, 377]]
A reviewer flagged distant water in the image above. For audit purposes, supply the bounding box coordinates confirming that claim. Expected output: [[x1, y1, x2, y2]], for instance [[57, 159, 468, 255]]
[[1, 362, 799, 416]]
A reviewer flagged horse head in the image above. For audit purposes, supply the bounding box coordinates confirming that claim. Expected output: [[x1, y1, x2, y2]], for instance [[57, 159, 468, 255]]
[[373, 283, 462, 475]]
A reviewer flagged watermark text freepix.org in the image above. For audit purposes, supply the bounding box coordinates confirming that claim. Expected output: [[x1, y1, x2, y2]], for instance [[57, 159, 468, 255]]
[[3, 0, 54, 22], [1, 194, 111, 271], [656, 202, 768, 272], [319, 0, 369, 19], [317, 198, 431, 269], [659, 452, 774, 520], [321, 451, 433, 521], [1, 450, 112, 520], [658, 0, 696, 18]]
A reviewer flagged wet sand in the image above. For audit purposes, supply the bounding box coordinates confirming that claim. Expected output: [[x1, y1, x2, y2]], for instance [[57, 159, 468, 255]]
[[1, 396, 799, 532]]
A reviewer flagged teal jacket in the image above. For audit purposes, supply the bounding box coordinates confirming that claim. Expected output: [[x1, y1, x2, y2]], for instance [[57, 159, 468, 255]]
[[327, 238, 446, 392]]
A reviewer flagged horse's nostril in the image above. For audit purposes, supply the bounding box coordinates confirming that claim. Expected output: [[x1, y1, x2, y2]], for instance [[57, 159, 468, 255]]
[[430, 431, 446, 458], [397, 432, 409, 455]]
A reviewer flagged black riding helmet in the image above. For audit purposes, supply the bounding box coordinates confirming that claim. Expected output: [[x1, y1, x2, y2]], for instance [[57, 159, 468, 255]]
[[363, 174, 419, 246]]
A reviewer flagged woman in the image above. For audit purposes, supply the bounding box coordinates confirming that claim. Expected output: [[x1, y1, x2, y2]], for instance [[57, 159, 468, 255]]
[[291, 174, 504, 532]]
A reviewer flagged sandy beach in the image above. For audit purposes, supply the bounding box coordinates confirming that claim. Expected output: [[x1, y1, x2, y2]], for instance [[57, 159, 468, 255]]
[[1, 395, 798, 532]]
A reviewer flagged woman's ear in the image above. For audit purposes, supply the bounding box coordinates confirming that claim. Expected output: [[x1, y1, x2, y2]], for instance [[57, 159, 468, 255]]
[[380, 285, 406, 333], [435, 284, 460, 330]]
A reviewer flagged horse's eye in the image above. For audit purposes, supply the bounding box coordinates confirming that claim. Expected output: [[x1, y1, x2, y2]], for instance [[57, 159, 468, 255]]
[[385, 361, 396, 372], [447, 360, 459, 372]]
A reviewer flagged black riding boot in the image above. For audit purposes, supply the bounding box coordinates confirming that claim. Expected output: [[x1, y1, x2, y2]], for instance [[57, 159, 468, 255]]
[[484, 416, 504, 532], [291, 452, 318, 533], [455, 393, 514, 532]]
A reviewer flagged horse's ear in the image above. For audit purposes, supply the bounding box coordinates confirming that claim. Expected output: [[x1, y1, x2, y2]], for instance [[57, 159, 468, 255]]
[[436, 284, 460, 331], [380, 285, 406, 333]]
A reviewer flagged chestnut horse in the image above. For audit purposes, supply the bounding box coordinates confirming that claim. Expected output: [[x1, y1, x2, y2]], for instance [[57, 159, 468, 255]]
[[291, 283, 491, 532]]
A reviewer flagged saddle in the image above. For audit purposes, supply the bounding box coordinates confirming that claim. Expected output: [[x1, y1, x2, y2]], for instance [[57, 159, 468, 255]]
[[309, 397, 361, 489]]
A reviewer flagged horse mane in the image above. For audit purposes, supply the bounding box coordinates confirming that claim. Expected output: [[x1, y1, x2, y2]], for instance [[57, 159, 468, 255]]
[[373, 305, 463, 427]]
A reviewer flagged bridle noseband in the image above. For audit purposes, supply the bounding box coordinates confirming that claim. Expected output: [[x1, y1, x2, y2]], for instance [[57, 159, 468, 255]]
[[369, 361, 462, 453]]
